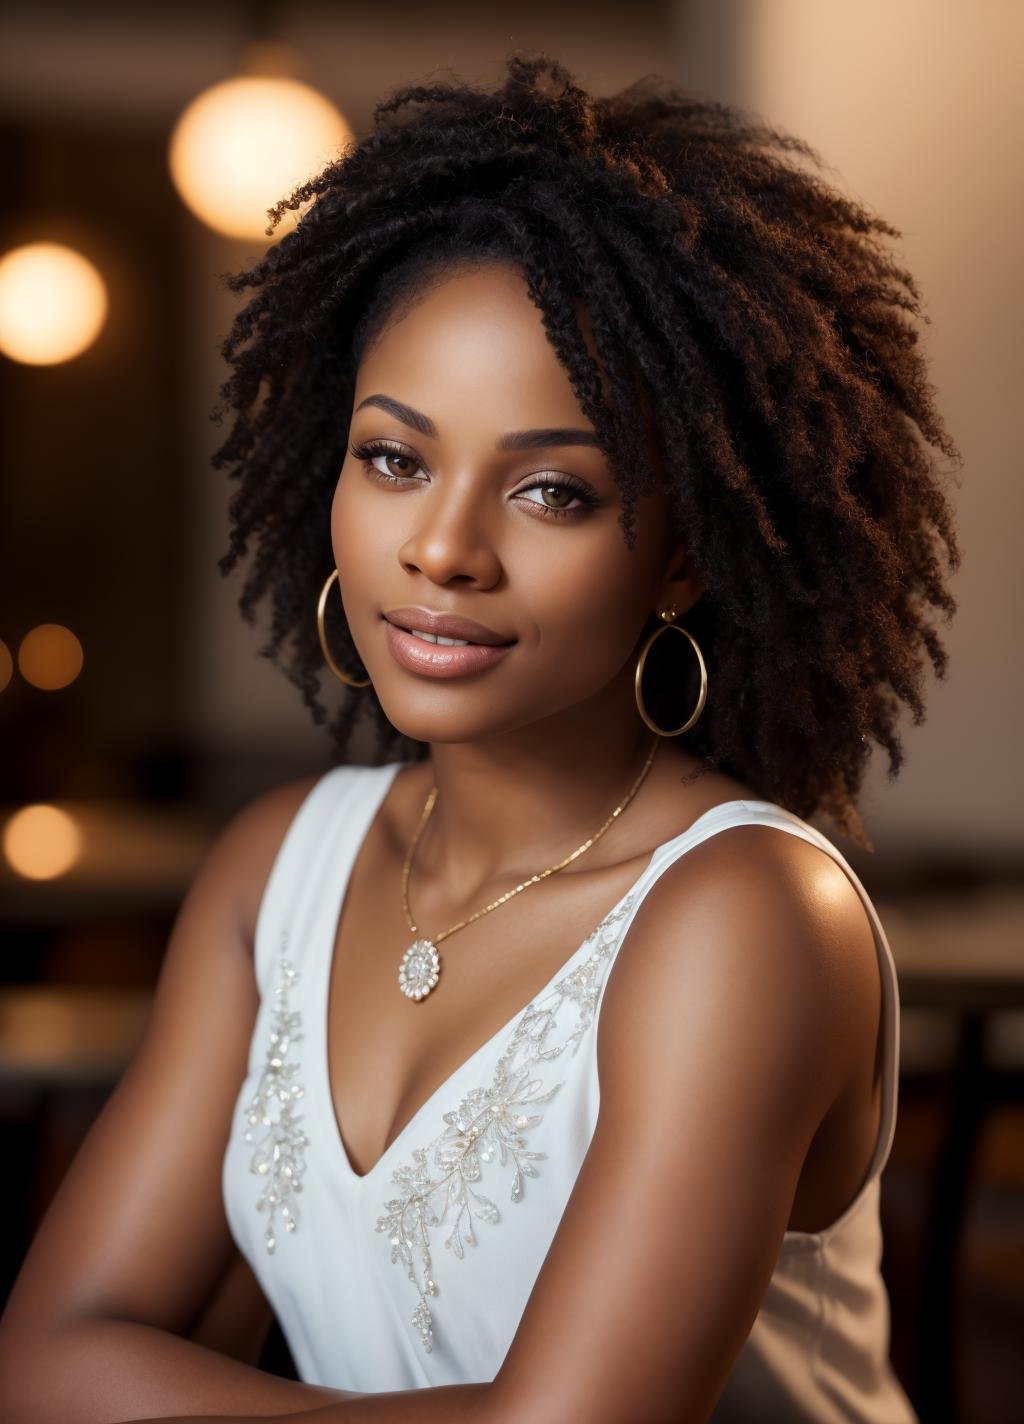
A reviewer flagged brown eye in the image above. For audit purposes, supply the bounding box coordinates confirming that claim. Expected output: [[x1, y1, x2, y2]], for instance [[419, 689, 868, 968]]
[[519, 479, 593, 519], [383, 452, 417, 477], [350, 440, 424, 482]]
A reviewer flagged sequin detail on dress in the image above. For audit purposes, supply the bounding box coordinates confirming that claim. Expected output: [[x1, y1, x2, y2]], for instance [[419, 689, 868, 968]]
[[243, 932, 310, 1254], [375, 893, 639, 1353]]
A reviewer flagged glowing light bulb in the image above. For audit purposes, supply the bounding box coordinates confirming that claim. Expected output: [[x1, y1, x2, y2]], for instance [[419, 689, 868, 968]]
[[3, 804, 83, 880], [18, 624, 84, 690], [169, 72, 352, 240], [0, 242, 108, 365]]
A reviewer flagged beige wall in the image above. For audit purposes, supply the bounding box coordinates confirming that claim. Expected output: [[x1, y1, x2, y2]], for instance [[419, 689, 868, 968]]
[[677, 0, 1022, 857]]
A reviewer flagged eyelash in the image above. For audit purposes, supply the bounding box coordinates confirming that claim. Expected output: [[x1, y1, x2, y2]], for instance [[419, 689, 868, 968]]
[[348, 439, 601, 521]]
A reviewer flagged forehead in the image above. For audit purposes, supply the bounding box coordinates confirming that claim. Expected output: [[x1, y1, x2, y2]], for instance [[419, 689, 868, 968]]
[[352, 263, 601, 431]]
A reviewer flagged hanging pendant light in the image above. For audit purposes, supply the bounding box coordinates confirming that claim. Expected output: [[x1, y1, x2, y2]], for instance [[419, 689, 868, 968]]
[[0, 241, 108, 365], [168, 40, 353, 241]]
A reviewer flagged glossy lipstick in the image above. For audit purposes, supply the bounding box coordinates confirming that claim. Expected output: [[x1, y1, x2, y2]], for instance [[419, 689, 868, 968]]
[[383, 606, 513, 645], [382, 617, 515, 679]]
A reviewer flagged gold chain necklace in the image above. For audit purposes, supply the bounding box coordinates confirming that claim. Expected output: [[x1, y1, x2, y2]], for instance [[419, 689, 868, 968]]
[[397, 734, 661, 1000]]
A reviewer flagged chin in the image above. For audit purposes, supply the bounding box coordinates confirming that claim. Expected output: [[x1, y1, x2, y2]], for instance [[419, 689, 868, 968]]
[[374, 697, 516, 748]]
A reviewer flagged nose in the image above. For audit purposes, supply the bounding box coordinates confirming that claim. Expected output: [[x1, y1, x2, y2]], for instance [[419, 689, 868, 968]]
[[397, 484, 503, 588]]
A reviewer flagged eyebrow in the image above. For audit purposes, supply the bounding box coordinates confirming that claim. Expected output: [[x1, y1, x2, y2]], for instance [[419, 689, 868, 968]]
[[353, 393, 602, 451]]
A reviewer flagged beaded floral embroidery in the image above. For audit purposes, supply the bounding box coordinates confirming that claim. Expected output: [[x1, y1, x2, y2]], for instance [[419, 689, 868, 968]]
[[375, 891, 639, 1353], [243, 931, 310, 1254]]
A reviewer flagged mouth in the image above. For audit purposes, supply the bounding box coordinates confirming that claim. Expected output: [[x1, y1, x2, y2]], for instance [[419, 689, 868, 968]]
[[381, 616, 516, 679], [381, 608, 516, 647], [386, 623, 486, 648]]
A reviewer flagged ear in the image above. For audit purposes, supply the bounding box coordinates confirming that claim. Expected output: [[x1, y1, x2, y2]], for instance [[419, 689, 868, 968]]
[[654, 547, 704, 618]]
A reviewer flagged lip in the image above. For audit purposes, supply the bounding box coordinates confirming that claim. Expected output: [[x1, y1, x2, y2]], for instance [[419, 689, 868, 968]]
[[383, 619, 515, 679], [382, 606, 515, 646]]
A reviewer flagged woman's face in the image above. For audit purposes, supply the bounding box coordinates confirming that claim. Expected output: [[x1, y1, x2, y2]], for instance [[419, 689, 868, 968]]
[[332, 261, 700, 747]]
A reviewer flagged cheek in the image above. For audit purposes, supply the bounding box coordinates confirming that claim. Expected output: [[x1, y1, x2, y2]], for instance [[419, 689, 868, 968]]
[[329, 466, 378, 619], [513, 532, 651, 664], [331, 462, 373, 561]]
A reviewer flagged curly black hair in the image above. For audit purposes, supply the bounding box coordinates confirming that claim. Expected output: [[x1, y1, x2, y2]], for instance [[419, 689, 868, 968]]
[[211, 53, 962, 849]]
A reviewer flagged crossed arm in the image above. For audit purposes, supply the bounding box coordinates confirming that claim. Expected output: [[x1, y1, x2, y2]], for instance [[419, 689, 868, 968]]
[[0, 788, 877, 1424]]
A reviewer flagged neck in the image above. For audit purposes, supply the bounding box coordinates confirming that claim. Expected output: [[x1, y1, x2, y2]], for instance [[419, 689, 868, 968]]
[[406, 668, 676, 903]]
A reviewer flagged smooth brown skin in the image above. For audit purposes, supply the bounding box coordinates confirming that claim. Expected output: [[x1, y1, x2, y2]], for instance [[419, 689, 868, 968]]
[[0, 263, 883, 1424]]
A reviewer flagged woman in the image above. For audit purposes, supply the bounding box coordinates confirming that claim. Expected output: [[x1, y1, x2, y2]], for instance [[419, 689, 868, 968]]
[[0, 54, 960, 1423]]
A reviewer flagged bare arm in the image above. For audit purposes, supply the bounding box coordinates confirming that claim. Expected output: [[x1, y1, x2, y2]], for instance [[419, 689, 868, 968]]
[[183, 1244, 274, 1366], [116, 826, 878, 1423], [0, 777, 357, 1422]]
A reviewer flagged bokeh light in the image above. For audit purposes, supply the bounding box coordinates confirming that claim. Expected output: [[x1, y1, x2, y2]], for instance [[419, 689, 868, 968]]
[[17, 623, 84, 690], [168, 73, 352, 240], [0, 242, 108, 365], [3, 804, 83, 880], [0, 640, 12, 692]]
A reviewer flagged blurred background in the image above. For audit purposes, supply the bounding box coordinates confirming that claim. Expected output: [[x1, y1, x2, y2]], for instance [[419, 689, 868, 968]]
[[0, 2, 1020, 1420]]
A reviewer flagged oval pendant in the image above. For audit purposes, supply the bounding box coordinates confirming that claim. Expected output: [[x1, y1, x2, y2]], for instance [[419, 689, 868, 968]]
[[398, 938, 441, 1001]]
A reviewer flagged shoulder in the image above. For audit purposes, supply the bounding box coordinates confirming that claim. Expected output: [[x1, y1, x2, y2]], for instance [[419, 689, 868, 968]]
[[198, 769, 345, 955], [597, 815, 880, 1138]]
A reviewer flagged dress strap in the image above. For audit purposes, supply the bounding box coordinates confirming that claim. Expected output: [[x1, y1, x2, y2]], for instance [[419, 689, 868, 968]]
[[252, 764, 395, 996]]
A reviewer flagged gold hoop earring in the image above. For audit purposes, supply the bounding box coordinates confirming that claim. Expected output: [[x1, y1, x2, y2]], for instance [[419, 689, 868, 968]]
[[316, 569, 371, 689], [634, 606, 707, 736]]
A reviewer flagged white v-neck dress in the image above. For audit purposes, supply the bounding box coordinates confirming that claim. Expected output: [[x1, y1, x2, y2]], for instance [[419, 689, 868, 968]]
[[221, 762, 918, 1422]]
